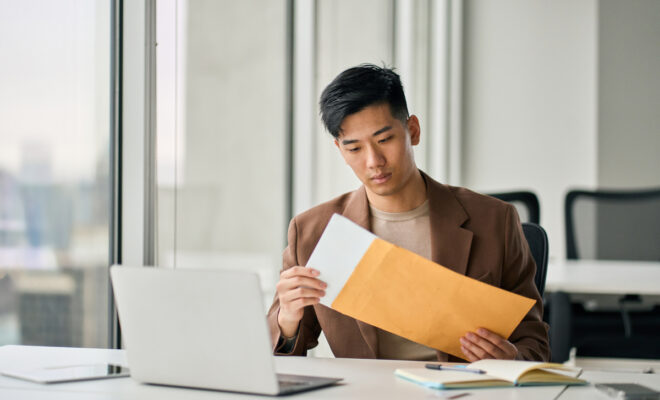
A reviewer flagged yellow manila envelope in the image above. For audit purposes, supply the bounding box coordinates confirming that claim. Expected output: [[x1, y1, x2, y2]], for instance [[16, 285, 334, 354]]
[[306, 214, 535, 359]]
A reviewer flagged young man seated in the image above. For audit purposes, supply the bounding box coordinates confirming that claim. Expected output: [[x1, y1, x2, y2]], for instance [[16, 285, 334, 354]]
[[267, 64, 550, 362]]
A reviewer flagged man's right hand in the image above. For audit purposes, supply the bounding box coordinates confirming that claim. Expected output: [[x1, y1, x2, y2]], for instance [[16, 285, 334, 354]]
[[276, 266, 327, 338]]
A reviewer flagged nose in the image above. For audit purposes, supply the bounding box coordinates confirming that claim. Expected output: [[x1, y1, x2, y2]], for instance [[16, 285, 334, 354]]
[[366, 144, 386, 169]]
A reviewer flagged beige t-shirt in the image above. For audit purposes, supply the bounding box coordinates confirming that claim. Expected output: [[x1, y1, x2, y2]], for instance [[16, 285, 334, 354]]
[[369, 200, 446, 361]]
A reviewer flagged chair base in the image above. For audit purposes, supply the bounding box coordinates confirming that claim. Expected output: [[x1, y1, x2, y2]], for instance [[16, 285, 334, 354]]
[[548, 291, 660, 361]]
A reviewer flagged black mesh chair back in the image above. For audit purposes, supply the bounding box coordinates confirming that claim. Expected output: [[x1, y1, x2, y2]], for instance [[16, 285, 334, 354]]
[[489, 191, 540, 225], [565, 188, 660, 261], [522, 223, 549, 297]]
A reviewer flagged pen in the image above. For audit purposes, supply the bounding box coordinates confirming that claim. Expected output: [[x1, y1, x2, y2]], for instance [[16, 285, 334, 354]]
[[425, 364, 486, 374]]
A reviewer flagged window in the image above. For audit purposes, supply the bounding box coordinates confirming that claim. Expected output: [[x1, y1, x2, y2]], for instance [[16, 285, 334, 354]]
[[155, 0, 288, 306], [0, 1, 112, 347]]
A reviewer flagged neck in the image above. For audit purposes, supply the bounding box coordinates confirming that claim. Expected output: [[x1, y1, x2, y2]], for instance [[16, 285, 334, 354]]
[[365, 169, 427, 213]]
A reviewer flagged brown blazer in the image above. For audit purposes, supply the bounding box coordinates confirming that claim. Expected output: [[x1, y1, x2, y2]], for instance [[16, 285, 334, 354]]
[[267, 171, 550, 362]]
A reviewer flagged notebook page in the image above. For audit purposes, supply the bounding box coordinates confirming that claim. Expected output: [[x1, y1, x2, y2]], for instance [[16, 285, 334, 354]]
[[468, 360, 579, 384]]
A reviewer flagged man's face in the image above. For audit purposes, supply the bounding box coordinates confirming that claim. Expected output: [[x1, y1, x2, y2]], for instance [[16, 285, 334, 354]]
[[334, 103, 420, 200]]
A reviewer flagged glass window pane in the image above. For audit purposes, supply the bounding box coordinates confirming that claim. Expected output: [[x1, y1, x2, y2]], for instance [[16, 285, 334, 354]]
[[156, 0, 287, 307], [0, 1, 111, 347]]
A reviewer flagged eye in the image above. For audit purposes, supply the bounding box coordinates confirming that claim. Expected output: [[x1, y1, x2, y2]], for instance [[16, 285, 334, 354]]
[[378, 135, 393, 144], [347, 147, 361, 153]]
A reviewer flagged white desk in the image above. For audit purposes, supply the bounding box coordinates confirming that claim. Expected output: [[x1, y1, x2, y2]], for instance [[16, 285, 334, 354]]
[[560, 369, 660, 399], [543, 259, 660, 362], [545, 259, 660, 295], [1, 346, 659, 399]]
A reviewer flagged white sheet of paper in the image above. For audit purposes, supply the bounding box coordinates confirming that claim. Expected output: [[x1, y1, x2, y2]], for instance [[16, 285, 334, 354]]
[[305, 214, 376, 307]]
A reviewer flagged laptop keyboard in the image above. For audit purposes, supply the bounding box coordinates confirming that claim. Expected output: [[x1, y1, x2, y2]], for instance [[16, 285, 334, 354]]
[[278, 379, 309, 388], [277, 373, 340, 394]]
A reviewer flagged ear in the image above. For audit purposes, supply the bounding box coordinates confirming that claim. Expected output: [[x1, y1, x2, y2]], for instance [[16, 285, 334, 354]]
[[407, 115, 421, 145], [334, 138, 339, 149]]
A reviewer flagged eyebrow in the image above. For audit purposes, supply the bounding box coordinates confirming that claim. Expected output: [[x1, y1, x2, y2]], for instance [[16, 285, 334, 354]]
[[341, 125, 392, 145]]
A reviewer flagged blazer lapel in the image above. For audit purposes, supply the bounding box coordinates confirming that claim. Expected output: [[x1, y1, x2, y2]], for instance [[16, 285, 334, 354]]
[[340, 186, 379, 358], [423, 172, 473, 276], [341, 186, 370, 230]]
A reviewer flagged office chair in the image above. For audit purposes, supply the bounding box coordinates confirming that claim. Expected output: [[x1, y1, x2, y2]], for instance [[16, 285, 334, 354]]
[[553, 188, 660, 361], [522, 222, 549, 298], [489, 191, 540, 225], [520, 222, 553, 360], [565, 188, 660, 261]]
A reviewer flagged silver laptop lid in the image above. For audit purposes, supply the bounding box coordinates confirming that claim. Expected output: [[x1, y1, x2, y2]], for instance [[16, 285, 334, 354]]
[[110, 266, 280, 395]]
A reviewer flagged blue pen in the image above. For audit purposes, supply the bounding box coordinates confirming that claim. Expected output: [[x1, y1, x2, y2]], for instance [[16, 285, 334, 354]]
[[425, 364, 486, 374]]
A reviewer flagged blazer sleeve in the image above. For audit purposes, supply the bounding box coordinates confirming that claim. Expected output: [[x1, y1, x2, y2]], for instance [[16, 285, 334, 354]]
[[266, 217, 322, 356], [501, 205, 551, 361]]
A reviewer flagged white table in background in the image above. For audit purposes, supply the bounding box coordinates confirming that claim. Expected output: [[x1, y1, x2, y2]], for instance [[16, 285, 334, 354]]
[[543, 259, 660, 362], [545, 259, 660, 295]]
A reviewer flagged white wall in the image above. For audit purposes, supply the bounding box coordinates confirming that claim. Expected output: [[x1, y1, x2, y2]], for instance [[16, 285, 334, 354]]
[[597, 0, 660, 188], [462, 0, 598, 259]]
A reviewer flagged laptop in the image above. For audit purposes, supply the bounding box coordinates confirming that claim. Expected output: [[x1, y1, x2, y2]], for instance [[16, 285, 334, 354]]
[[110, 265, 342, 395]]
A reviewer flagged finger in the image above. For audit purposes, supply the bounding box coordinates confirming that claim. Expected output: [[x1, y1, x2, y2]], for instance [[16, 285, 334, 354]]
[[461, 345, 480, 362], [475, 329, 516, 359], [278, 275, 327, 292], [281, 287, 326, 303], [460, 336, 496, 360], [287, 297, 321, 311], [475, 328, 507, 347], [280, 266, 320, 279], [465, 332, 506, 359]]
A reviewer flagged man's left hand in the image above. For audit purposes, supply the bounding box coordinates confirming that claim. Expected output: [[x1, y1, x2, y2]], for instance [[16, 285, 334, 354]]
[[459, 328, 518, 361]]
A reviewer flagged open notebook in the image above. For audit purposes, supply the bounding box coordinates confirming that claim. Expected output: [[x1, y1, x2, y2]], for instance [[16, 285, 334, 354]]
[[395, 360, 587, 390]]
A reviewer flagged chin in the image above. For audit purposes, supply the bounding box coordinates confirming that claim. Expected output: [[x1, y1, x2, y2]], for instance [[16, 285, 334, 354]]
[[368, 183, 398, 197]]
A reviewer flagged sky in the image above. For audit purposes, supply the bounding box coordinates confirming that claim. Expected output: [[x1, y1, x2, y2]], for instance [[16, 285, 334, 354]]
[[0, 0, 109, 184]]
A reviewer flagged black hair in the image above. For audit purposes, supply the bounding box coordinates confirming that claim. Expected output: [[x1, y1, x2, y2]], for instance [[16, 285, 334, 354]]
[[319, 64, 409, 138]]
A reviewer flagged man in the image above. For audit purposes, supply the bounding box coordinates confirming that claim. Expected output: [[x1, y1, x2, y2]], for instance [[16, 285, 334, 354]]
[[267, 64, 550, 362]]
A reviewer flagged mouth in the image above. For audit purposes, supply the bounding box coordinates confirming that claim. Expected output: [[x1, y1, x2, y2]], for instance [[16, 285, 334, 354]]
[[371, 173, 392, 184]]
